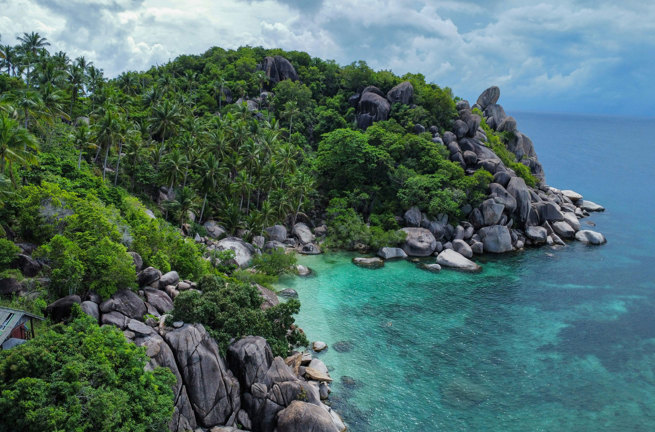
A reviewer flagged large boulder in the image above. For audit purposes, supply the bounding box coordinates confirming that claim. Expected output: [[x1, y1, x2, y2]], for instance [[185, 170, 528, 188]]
[[292, 223, 315, 244], [80, 300, 100, 322], [478, 225, 513, 253], [357, 91, 390, 129], [137, 266, 161, 287], [299, 243, 321, 255], [386, 81, 414, 105], [216, 237, 256, 268], [45, 295, 81, 322], [481, 199, 504, 226], [133, 332, 197, 432], [352, 257, 384, 269], [260, 55, 298, 85], [144, 288, 174, 314], [164, 324, 240, 427], [276, 401, 340, 432], [476, 86, 500, 110], [204, 220, 227, 239], [525, 226, 548, 244], [575, 230, 607, 245], [436, 249, 481, 272], [400, 228, 437, 257], [552, 221, 575, 239], [265, 225, 288, 242], [489, 183, 517, 213], [0, 278, 23, 297], [534, 202, 564, 224], [227, 336, 274, 391], [562, 212, 581, 231], [452, 239, 473, 259], [256, 284, 280, 310], [506, 177, 532, 224], [578, 200, 605, 212], [128, 251, 143, 272], [377, 247, 408, 260], [483, 104, 507, 129], [99, 289, 147, 320], [12, 254, 41, 277], [403, 207, 422, 227], [159, 270, 179, 289]]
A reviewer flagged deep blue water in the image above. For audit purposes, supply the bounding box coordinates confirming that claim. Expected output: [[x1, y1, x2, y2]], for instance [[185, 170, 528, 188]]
[[276, 112, 655, 431]]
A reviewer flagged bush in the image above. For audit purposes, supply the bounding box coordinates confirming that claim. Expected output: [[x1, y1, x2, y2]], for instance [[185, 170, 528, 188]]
[[34, 235, 85, 297], [0, 310, 175, 432], [251, 249, 297, 276], [0, 239, 19, 270], [85, 237, 136, 299]]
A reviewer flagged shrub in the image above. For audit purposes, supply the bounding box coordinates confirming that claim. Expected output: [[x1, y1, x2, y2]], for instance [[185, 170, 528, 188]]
[[251, 249, 297, 276], [34, 235, 85, 297], [85, 237, 136, 299], [0, 239, 19, 270], [0, 310, 175, 432]]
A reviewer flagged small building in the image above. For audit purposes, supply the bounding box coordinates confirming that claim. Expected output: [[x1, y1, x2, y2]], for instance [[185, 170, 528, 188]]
[[0, 306, 44, 350]]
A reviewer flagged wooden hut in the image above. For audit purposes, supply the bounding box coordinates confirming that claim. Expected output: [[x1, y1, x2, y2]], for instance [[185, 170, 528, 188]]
[[0, 306, 44, 350]]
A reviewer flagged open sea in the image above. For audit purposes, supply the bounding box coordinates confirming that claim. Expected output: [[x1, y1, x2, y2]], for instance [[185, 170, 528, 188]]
[[275, 112, 655, 431]]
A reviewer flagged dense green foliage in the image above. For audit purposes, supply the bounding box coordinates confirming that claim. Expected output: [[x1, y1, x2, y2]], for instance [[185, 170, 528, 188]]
[[171, 274, 307, 357], [0, 237, 19, 269], [0, 310, 175, 432], [251, 248, 298, 276]]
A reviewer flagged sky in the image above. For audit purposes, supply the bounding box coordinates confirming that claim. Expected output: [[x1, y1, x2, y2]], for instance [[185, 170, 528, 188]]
[[1, 0, 653, 115]]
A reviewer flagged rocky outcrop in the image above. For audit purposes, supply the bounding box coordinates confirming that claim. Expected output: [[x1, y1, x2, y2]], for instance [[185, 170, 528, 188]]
[[45, 295, 81, 322], [478, 225, 513, 253], [292, 223, 315, 244], [377, 247, 408, 260], [260, 56, 299, 86], [436, 249, 481, 272], [276, 401, 340, 432], [216, 237, 256, 268], [204, 220, 227, 239], [352, 257, 384, 269], [99, 289, 147, 320], [400, 228, 437, 257], [386, 81, 414, 105], [265, 225, 288, 242], [357, 88, 390, 129], [575, 230, 607, 245]]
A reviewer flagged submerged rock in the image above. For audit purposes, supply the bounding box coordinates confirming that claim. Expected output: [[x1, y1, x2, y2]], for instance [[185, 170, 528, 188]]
[[401, 227, 437, 257], [575, 230, 607, 245], [419, 263, 442, 273], [352, 257, 384, 269], [313, 341, 328, 352], [578, 200, 605, 212], [436, 249, 481, 272]]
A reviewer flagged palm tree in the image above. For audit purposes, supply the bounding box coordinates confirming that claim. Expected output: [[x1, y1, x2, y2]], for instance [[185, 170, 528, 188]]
[[17, 32, 50, 87], [289, 171, 315, 225], [72, 123, 94, 169], [1, 45, 18, 76], [197, 152, 224, 222], [167, 186, 198, 228], [67, 64, 85, 118], [161, 148, 188, 190], [282, 101, 300, 135], [0, 112, 38, 185], [95, 107, 121, 180], [149, 100, 182, 163]]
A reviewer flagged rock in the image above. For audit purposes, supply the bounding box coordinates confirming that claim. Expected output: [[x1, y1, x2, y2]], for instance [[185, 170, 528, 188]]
[[159, 270, 179, 289], [561, 189, 583, 202], [305, 367, 333, 382], [476, 86, 500, 110], [525, 226, 548, 244], [276, 401, 340, 432], [436, 249, 481, 272], [469, 208, 484, 229], [81, 300, 99, 322], [137, 266, 161, 287], [265, 225, 288, 242], [507, 177, 532, 224], [413, 123, 426, 134], [419, 263, 442, 273], [216, 237, 256, 267], [86, 292, 101, 305], [484, 104, 507, 129], [237, 410, 252, 431], [308, 358, 329, 375], [45, 295, 81, 322], [403, 207, 422, 227], [292, 223, 315, 244], [165, 324, 241, 427], [456, 100, 471, 111], [452, 239, 473, 259], [264, 356, 299, 387], [377, 247, 408, 260], [578, 200, 605, 212], [257, 284, 280, 310], [352, 257, 384, 269], [463, 150, 478, 165], [101, 311, 128, 329], [386, 81, 414, 105], [128, 252, 143, 272], [434, 241, 444, 253], [348, 93, 361, 107], [471, 241, 484, 255], [227, 336, 274, 391], [535, 202, 564, 224], [552, 221, 575, 239], [453, 119, 469, 139], [314, 225, 327, 237], [362, 85, 386, 98], [575, 230, 607, 245], [489, 183, 517, 213], [442, 131, 457, 145], [493, 171, 512, 187], [357, 91, 390, 129], [497, 116, 517, 133], [296, 265, 311, 276], [127, 318, 155, 336], [144, 288, 174, 314], [299, 243, 321, 255], [478, 225, 513, 253], [0, 278, 23, 297], [252, 235, 265, 249], [319, 383, 330, 400], [99, 289, 147, 320], [204, 220, 227, 239], [261, 55, 298, 85], [481, 199, 505, 226], [313, 341, 327, 352], [265, 240, 287, 251], [279, 288, 298, 298], [562, 212, 581, 231], [12, 254, 41, 277], [401, 228, 437, 257]]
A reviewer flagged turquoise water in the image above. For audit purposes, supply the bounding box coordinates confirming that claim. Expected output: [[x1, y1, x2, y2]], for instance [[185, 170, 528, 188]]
[[275, 113, 655, 431]]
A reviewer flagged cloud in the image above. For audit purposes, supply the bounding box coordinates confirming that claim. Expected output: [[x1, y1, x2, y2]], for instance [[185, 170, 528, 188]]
[[0, 0, 653, 114]]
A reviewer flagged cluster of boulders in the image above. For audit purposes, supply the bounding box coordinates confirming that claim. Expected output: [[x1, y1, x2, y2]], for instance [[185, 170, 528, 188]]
[[192, 220, 325, 269], [349, 86, 607, 271], [41, 251, 344, 432], [352, 81, 414, 129]]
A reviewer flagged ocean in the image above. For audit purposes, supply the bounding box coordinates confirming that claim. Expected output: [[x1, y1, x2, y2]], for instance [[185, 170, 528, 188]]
[[275, 112, 655, 431]]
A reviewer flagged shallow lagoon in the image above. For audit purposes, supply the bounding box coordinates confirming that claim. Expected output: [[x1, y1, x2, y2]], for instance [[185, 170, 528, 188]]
[[276, 113, 655, 431]]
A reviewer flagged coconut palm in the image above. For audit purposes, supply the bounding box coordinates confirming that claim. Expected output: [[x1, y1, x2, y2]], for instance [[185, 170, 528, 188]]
[[197, 152, 225, 222], [0, 112, 38, 185], [67, 64, 85, 117], [17, 32, 50, 87]]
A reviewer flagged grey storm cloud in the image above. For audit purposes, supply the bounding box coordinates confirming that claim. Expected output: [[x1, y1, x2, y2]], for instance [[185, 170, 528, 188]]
[[1, 0, 654, 114]]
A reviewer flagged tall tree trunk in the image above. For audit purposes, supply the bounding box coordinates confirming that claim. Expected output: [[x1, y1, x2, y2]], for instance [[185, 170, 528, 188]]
[[114, 141, 123, 186], [102, 144, 110, 181], [293, 192, 303, 226], [199, 192, 207, 223]]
